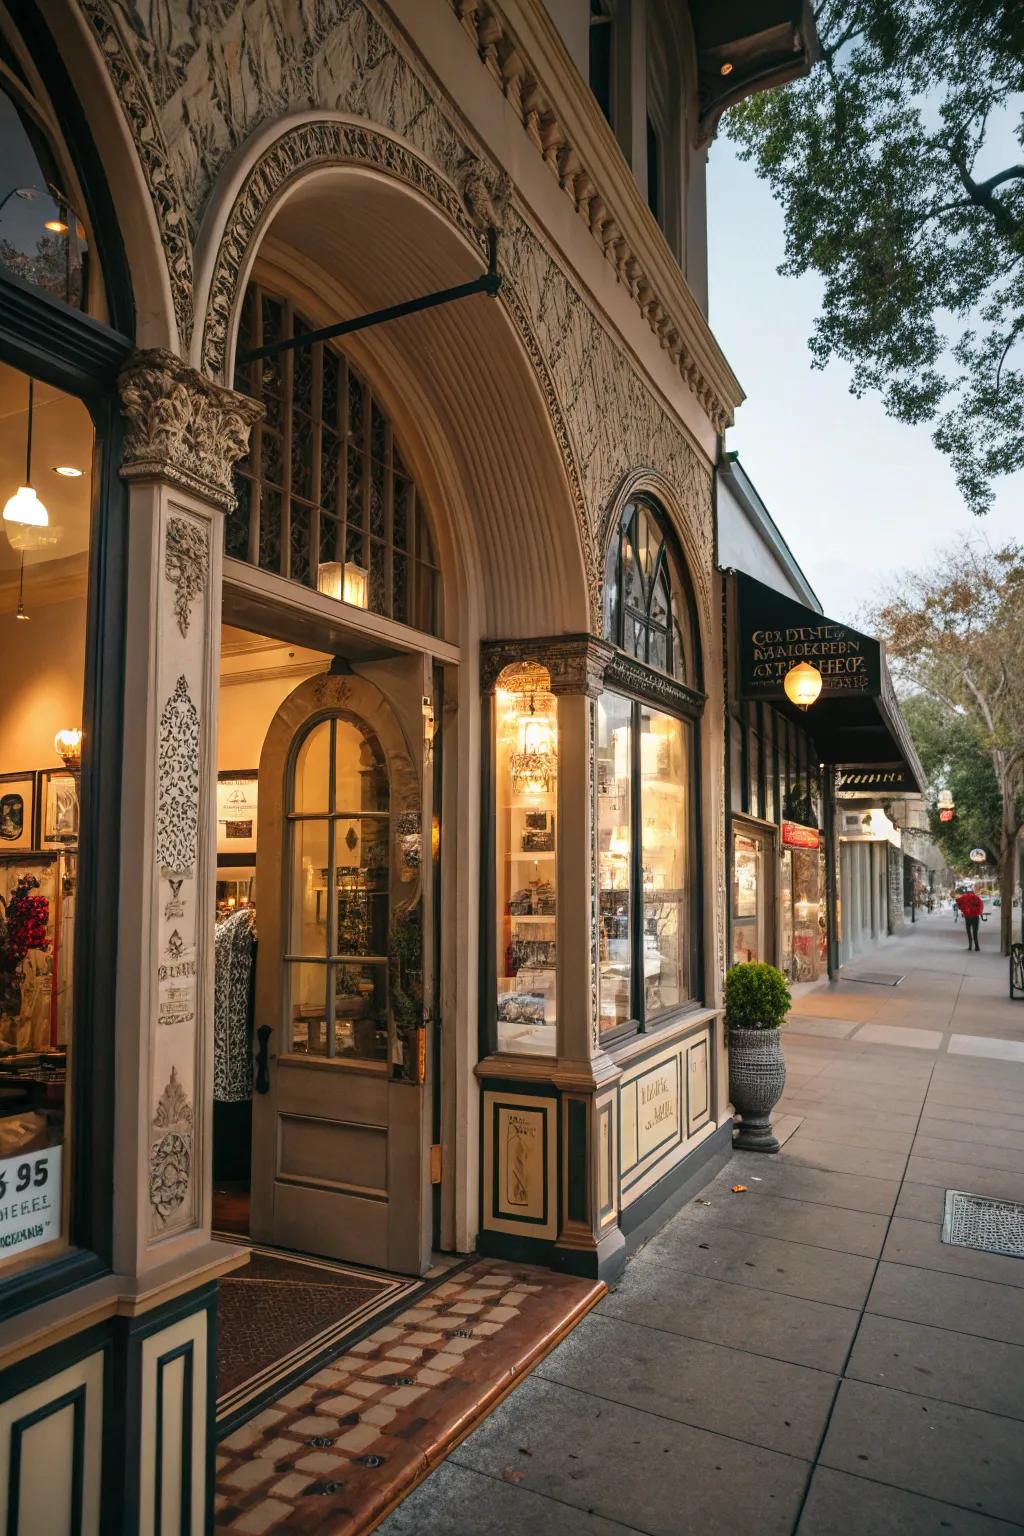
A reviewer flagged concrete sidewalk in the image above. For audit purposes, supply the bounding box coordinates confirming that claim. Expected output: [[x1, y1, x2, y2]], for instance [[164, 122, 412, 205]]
[[381, 913, 1024, 1535]]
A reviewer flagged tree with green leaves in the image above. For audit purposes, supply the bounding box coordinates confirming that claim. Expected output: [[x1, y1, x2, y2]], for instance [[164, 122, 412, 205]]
[[900, 694, 1003, 872], [871, 541, 1024, 952], [727, 0, 1024, 514]]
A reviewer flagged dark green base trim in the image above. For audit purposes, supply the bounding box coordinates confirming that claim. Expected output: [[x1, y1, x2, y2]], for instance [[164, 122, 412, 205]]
[[476, 1229, 555, 1267], [552, 1227, 626, 1285], [619, 1121, 733, 1256]]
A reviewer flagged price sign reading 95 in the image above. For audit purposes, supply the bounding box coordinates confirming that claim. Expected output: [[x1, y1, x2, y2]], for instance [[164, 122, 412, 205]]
[[0, 1145, 61, 1257]]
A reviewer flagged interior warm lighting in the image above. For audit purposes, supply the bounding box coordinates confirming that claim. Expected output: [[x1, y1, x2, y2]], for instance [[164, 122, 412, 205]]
[[3, 484, 48, 526], [53, 465, 83, 478], [343, 561, 368, 608], [317, 560, 369, 609], [44, 218, 69, 234], [720, 61, 734, 75], [783, 661, 823, 710], [54, 728, 83, 770]]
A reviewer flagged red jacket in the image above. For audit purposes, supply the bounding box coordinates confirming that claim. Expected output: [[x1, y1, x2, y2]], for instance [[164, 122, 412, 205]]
[[956, 892, 984, 919]]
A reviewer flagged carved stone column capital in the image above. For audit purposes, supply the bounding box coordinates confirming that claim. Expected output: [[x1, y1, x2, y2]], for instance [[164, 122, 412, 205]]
[[481, 634, 614, 697], [118, 348, 263, 512]]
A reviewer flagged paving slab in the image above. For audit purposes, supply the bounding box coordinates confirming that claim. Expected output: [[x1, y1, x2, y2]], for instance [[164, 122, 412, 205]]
[[910, 1134, 1024, 1176], [379, 1461, 645, 1536], [798, 1467, 1024, 1536], [901, 1154, 1024, 1203], [722, 1157, 901, 1216], [912, 1117, 1024, 1153], [644, 1215, 878, 1309], [778, 1132, 909, 1181], [681, 1188, 889, 1258], [881, 1215, 1024, 1288], [921, 1103, 1024, 1134], [866, 1262, 1024, 1347], [852, 1024, 944, 1049], [597, 1270, 859, 1374], [450, 1376, 810, 1536], [845, 1312, 1024, 1420], [949, 1034, 1024, 1063], [819, 1379, 1024, 1524], [535, 1313, 837, 1458]]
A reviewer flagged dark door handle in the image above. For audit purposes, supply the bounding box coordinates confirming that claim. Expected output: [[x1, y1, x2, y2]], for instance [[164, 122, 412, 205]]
[[254, 1026, 272, 1094]]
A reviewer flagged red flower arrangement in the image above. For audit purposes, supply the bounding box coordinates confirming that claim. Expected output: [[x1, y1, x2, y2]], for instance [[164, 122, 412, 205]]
[[0, 876, 50, 983]]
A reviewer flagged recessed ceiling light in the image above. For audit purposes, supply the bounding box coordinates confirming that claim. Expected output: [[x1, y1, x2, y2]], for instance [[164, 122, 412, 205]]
[[720, 61, 734, 76], [53, 465, 83, 477]]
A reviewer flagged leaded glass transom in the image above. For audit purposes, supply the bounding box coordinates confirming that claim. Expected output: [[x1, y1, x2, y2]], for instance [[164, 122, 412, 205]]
[[231, 285, 441, 634], [603, 499, 695, 684]]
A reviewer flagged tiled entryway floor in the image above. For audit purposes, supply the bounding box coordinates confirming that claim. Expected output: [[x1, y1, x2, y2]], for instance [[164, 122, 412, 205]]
[[214, 1259, 603, 1533], [383, 914, 1024, 1535]]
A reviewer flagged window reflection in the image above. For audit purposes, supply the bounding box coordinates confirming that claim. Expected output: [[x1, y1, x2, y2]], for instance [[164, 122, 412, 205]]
[[640, 708, 689, 1017], [597, 693, 632, 1034]]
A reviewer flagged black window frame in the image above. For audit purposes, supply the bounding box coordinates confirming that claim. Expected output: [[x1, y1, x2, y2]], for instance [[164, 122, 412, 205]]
[[0, 1, 133, 1319], [599, 496, 705, 1046]]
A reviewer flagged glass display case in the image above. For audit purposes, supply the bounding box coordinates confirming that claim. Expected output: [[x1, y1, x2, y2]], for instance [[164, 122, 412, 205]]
[[494, 663, 558, 1056]]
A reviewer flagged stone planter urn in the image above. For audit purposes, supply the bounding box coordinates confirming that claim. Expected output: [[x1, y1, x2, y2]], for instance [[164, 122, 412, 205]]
[[725, 962, 791, 1155]]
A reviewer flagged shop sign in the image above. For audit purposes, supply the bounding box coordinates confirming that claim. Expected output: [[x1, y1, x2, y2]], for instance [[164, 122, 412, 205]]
[[782, 820, 820, 850], [737, 574, 882, 701], [0, 1144, 61, 1257], [835, 766, 917, 793], [969, 848, 987, 864], [939, 808, 954, 822]]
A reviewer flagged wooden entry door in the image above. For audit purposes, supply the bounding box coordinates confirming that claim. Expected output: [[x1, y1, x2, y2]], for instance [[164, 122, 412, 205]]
[[250, 658, 433, 1275]]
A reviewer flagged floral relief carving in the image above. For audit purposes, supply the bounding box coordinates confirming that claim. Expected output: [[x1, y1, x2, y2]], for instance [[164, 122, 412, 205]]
[[165, 515, 209, 637], [149, 1065, 193, 1229], [157, 675, 200, 876], [118, 349, 262, 512]]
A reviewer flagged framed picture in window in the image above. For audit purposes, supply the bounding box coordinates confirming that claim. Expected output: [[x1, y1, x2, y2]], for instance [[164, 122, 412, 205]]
[[38, 770, 79, 847], [217, 771, 259, 857], [0, 773, 35, 850]]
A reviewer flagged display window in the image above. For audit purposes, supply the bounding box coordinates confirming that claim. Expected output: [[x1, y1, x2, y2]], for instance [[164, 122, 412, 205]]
[[732, 826, 770, 965], [494, 663, 558, 1056], [599, 494, 703, 1039], [0, 360, 94, 1273]]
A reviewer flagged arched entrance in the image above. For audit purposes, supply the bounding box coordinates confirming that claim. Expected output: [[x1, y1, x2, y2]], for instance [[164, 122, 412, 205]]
[[250, 666, 431, 1274]]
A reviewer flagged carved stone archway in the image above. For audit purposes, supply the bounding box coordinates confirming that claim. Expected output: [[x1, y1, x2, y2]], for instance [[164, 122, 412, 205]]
[[196, 117, 599, 625]]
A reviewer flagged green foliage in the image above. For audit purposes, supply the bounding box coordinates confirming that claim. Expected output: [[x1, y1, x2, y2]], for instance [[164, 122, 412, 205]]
[[725, 962, 792, 1030], [727, 0, 1024, 514], [900, 694, 1003, 868]]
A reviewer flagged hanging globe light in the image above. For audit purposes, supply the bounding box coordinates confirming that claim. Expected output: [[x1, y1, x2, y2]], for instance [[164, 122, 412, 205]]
[[784, 661, 823, 710]]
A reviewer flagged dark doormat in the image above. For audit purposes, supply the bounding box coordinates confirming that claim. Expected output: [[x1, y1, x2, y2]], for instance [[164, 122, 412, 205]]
[[214, 1238, 460, 1435], [842, 971, 905, 986]]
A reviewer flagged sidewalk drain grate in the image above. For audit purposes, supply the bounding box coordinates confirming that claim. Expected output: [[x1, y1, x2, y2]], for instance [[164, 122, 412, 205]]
[[843, 972, 905, 986], [942, 1190, 1024, 1258]]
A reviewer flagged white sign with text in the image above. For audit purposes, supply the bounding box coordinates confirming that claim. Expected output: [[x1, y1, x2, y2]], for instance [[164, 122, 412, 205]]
[[0, 1144, 61, 1258]]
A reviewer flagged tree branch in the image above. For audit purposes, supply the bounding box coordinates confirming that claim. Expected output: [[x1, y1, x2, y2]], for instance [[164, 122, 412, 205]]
[[950, 147, 1021, 240]]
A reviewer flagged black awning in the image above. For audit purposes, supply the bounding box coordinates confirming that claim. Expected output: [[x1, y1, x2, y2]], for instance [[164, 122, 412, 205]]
[[733, 571, 925, 793]]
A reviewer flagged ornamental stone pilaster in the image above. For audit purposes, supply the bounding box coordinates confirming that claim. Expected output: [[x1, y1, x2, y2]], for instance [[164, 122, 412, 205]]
[[112, 353, 260, 1279]]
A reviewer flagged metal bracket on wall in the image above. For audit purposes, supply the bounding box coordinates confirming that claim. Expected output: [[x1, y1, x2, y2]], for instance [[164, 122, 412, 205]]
[[237, 229, 501, 365]]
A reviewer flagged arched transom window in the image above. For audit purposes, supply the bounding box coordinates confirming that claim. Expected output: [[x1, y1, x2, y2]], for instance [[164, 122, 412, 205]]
[[603, 498, 695, 684], [231, 285, 441, 634]]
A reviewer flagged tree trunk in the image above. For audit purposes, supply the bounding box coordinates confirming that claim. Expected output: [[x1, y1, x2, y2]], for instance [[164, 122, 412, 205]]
[[999, 840, 1014, 956]]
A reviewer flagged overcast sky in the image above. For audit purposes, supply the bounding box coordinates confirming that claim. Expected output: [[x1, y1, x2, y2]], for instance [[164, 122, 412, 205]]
[[705, 134, 1023, 623]]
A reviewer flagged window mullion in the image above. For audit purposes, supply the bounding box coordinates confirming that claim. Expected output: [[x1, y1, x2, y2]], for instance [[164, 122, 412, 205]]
[[248, 284, 263, 568], [630, 699, 645, 1030], [309, 336, 323, 591], [281, 299, 294, 581], [325, 718, 338, 1059]]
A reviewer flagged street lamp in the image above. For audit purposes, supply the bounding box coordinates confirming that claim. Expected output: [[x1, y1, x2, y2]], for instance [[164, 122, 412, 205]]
[[784, 661, 823, 710]]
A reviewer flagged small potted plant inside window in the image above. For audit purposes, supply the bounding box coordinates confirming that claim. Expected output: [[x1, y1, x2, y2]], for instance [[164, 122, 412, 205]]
[[725, 961, 791, 1153]]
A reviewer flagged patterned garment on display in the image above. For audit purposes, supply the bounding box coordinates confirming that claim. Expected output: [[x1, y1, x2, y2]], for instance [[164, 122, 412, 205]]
[[214, 907, 256, 1102]]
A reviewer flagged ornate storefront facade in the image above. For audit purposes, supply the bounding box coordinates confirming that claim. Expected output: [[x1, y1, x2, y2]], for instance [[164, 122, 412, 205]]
[[0, 1, 815, 1527]]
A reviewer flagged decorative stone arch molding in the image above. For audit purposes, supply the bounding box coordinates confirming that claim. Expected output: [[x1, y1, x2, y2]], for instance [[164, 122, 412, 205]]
[[197, 114, 599, 620]]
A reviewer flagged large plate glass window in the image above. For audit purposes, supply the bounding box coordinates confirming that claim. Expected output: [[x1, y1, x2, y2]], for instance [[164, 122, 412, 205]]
[[600, 495, 702, 1039], [0, 361, 95, 1272], [494, 663, 558, 1056], [287, 715, 390, 1062]]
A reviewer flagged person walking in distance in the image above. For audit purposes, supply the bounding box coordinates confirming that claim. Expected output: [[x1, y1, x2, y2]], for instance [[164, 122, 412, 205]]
[[955, 888, 984, 951]]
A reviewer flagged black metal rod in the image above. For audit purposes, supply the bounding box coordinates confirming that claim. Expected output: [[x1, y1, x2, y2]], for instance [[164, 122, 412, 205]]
[[238, 231, 502, 365]]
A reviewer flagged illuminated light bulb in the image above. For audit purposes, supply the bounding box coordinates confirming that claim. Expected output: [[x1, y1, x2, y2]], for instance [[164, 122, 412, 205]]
[[53, 465, 82, 478], [44, 218, 69, 234], [54, 728, 83, 770], [720, 61, 734, 75], [3, 485, 48, 526], [317, 561, 342, 600], [784, 661, 823, 710]]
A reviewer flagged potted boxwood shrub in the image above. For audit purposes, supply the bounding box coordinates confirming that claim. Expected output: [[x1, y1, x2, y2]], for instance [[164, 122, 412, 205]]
[[725, 961, 791, 1153]]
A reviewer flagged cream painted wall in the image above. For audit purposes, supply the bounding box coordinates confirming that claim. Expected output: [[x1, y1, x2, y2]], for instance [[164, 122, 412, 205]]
[[218, 644, 330, 772], [0, 594, 87, 775]]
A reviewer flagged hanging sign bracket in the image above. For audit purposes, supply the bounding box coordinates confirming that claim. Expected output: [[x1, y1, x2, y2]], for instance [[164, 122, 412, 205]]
[[236, 229, 501, 366]]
